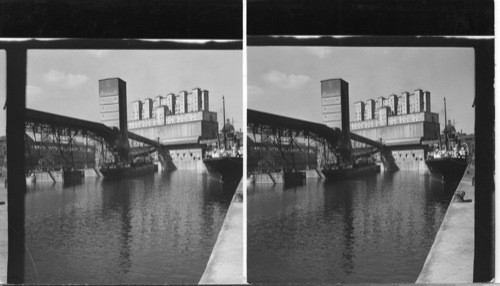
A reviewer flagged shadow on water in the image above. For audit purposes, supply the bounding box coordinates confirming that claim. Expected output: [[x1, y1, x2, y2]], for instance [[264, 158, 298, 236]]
[[24, 170, 232, 284], [248, 170, 458, 284], [204, 174, 238, 205], [100, 178, 140, 277]]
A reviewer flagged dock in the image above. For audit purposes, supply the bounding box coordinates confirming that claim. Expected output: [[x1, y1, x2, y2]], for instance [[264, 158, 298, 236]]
[[199, 179, 244, 284], [416, 164, 475, 283]]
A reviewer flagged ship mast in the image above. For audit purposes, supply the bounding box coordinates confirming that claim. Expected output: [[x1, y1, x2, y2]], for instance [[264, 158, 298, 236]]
[[444, 97, 448, 151], [223, 96, 227, 150]]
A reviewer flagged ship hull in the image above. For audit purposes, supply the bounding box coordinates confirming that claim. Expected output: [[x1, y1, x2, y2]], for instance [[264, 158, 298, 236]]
[[100, 164, 157, 179], [322, 164, 380, 181], [425, 157, 468, 182], [203, 157, 243, 182]]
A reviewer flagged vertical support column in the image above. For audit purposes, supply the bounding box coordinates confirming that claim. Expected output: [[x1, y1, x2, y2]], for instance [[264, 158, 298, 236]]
[[306, 134, 309, 169], [473, 41, 494, 282], [6, 48, 26, 284]]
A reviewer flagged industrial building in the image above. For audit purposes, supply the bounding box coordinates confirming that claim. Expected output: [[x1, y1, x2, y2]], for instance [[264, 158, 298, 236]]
[[350, 87, 440, 169], [126, 85, 219, 170], [319, 79, 440, 170], [128, 88, 217, 145], [321, 79, 351, 145], [353, 89, 431, 122], [98, 78, 129, 142]]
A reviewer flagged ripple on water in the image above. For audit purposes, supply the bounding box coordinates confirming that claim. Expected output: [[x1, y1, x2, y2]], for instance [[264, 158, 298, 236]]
[[24, 170, 235, 284], [248, 171, 457, 284]]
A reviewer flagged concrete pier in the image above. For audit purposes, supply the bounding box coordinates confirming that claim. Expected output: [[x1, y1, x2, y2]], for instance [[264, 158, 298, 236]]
[[251, 169, 323, 184], [251, 172, 283, 184], [199, 180, 244, 284], [33, 170, 63, 182], [416, 164, 475, 283], [303, 169, 323, 178], [83, 168, 101, 177]]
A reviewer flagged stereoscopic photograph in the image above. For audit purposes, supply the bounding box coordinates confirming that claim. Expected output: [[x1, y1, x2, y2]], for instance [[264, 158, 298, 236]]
[[0, 50, 6, 284], [247, 45, 480, 284], [2, 46, 243, 284]]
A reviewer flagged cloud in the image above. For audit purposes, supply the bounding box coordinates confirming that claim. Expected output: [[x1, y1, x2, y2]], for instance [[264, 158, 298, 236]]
[[305, 47, 333, 59], [85, 50, 110, 58], [26, 85, 43, 96], [43, 69, 89, 89], [248, 85, 264, 98], [263, 70, 310, 89]]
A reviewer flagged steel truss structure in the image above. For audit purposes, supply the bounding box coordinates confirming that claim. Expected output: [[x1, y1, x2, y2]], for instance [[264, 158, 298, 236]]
[[24, 108, 161, 170], [247, 109, 398, 172]]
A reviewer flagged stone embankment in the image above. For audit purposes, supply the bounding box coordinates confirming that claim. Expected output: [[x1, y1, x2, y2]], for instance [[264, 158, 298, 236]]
[[416, 164, 475, 283]]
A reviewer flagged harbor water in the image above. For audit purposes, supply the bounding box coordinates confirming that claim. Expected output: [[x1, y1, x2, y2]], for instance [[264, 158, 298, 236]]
[[248, 171, 458, 284], [24, 170, 236, 284]]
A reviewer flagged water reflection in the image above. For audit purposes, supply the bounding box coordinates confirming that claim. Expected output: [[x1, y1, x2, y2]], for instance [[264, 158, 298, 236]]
[[248, 171, 456, 284], [24, 170, 235, 284]]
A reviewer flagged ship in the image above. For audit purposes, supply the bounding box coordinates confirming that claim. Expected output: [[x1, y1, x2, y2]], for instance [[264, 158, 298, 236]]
[[322, 162, 380, 180], [203, 155, 243, 183], [100, 161, 157, 179], [425, 156, 467, 182], [202, 96, 243, 183], [424, 97, 469, 182]]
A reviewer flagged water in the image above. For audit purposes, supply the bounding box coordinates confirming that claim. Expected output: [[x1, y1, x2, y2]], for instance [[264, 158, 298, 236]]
[[248, 171, 458, 284], [24, 170, 236, 284]]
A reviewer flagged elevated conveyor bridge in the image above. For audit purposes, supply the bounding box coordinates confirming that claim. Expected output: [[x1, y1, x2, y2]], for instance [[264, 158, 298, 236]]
[[25, 108, 195, 167], [247, 109, 398, 171]]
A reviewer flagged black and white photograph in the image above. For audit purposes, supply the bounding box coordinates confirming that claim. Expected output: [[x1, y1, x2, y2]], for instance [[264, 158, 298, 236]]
[[246, 45, 486, 284], [2, 46, 244, 284], [0, 50, 6, 283], [0, 0, 495, 284]]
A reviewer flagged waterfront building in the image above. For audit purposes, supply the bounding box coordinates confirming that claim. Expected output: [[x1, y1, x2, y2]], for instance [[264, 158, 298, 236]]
[[161, 93, 176, 114], [364, 99, 375, 120], [201, 90, 209, 111], [378, 106, 390, 126], [187, 88, 202, 113], [385, 94, 398, 115], [398, 92, 410, 115], [353, 101, 364, 121], [374, 96, 385, 118], [98, 78, 128, 141], [423, 91, 431, 112], [131, 100, 143, 120], [350, 86, 440, 169], [410, 89, 425, 113], [175, 90, 188, 114], [153, 95, 163, 111], [142, 98, 153, 119], [128, 85, 218, 170], [321, 79, 350, 144], [155, 105, 170, 125]]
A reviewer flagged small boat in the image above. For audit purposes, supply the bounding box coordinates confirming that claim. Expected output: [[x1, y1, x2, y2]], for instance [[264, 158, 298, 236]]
[[322, 163, 380, 180], [100, 162, 157, 179]]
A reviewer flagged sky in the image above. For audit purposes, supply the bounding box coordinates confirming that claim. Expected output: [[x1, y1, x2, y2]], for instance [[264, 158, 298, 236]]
[[0, 49, 242, 137], [248, 47, 475, 134]]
